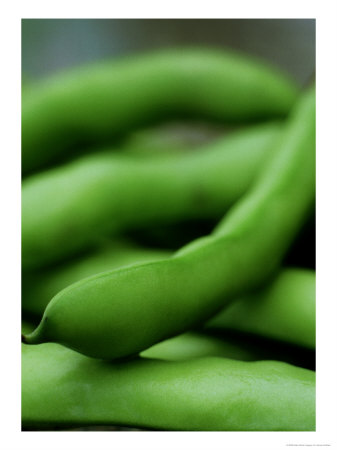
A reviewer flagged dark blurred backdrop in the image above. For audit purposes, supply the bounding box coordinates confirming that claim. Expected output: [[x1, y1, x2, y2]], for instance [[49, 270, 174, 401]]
[[22, 19, 315, 85]]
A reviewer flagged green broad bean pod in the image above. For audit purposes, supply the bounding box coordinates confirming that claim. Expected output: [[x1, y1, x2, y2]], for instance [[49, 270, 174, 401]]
[[22, 234, 315, 349], [21, 319, 262, 363], [22, 122, 281, 270], [22, 47, 298, 174], [22, 343, 315, 431], [21, 319, 313, 369], [23, 87, 315, 360], [22, 241, 170, 318], [206, 268, 315, 349]]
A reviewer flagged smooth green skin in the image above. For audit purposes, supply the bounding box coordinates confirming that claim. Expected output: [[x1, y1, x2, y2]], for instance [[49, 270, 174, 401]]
[[22, 237, 315, 350], [22, 229, 315, 350], [206, 269, 316, 349], [23, 88, 315, 360], [23, 239, 315, 349], [21, 342, 315, 431], [22, 47, 298, 174], [22, 122, 281, 270], [22, 241, 171, 318]]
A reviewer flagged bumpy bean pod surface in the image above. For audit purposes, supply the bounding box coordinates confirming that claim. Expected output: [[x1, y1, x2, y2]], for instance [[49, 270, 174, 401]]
[[22, 342, 315, 431], [22, 48, 298, 174], [23, 88, 315, 360], [22, 122, 281, 269]]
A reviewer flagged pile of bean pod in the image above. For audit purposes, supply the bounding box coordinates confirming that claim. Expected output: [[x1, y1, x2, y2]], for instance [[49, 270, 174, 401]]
[[21, 48, 316, 431]]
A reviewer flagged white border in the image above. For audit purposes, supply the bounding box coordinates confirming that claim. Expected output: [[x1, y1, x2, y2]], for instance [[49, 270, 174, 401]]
[[1, 1, 337, 449]]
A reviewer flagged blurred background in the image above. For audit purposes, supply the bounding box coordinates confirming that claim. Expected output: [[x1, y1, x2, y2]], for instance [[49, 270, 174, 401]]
[[21, 18, 316, 259], [21, 18, 316, 261], [22, 19, 315, 85]]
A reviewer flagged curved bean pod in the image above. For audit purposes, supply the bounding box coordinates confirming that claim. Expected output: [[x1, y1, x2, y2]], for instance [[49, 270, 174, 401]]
[[22, 343, 315, 431], [22, 122, 281, 269], [21, 318, 313, 368], [22, 241, 170, 318], [23, 243, 315, 351], [206, 268, 315, 349], [23, 88, 315, 360], [22, 47, 298, 174], [21, 319, 262, 362]]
